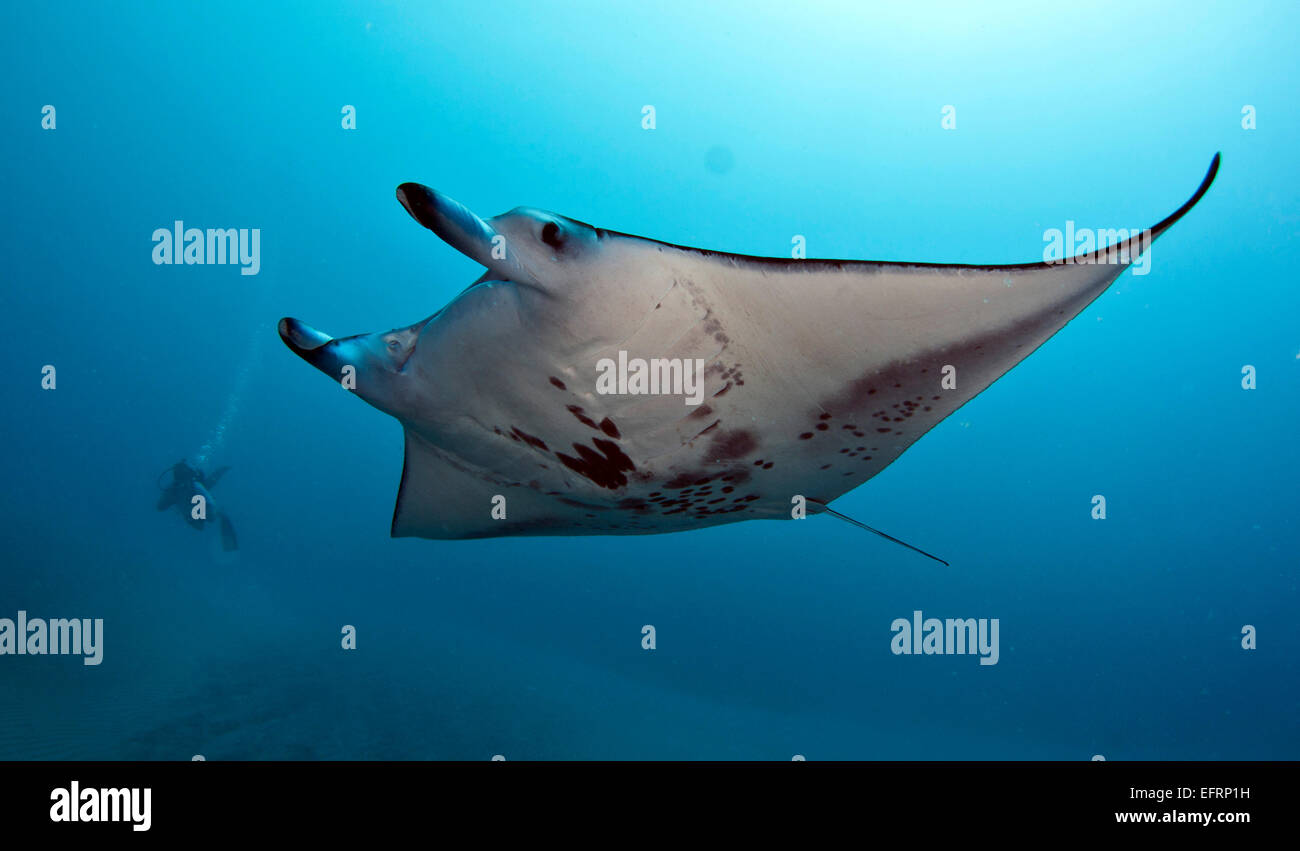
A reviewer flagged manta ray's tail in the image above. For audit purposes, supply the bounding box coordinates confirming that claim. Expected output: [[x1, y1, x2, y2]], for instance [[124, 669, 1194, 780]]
[[810, 501, 950, 566]]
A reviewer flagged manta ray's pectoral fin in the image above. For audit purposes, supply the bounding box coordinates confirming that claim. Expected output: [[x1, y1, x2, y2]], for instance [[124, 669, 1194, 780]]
[[809, 500, 950, 566], [392, 428, 588, 539]]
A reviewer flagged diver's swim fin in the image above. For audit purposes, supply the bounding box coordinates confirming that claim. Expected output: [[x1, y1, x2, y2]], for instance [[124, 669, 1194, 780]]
[[219, 513, 238, 551]]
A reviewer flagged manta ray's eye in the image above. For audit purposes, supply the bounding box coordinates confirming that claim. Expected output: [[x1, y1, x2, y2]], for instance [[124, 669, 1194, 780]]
[[386, 339, 401, 352], [540, 221, 564, 250]]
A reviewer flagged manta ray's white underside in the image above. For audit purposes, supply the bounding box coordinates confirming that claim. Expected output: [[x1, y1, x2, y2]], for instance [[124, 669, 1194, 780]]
[[280, 155, 1218, 556]]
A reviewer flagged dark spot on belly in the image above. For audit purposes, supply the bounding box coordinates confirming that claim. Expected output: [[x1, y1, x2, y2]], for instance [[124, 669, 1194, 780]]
[[665, 472, 697, 489], [549, 376, 566, 390], [815, 423, 828, 431], [799, 432, 814, 440], [709, 429, 757, 460], [599, 417, 620, 438], [556, 438, 636, 490], [877, 427, 891, 433], [762, 461, 773, 470], [510, 427, 548, 452], [687, 404, 713, 420], [818, 412, 832, 420]]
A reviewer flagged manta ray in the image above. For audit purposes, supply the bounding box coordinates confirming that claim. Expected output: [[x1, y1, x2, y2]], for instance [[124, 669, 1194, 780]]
[[280, 154, 1218, 562]]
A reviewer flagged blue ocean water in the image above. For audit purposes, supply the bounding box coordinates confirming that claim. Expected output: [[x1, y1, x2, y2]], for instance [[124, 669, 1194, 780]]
[[1, 1, 1296, 760]]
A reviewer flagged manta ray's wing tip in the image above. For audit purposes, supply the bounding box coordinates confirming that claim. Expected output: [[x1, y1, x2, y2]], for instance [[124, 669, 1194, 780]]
[[1146, 151, 1221, 240], [1203, 151, 1221, 191]]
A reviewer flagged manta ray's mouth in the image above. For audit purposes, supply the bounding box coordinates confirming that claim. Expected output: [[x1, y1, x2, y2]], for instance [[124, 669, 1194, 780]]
[[278, 317, 334, 360]]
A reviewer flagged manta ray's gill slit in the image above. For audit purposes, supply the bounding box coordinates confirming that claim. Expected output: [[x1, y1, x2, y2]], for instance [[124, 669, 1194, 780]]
[[509, 427, 549, 452], [566, 404, 601, 431], [559, 496, 609, 511], [692, 420, 722, 440]]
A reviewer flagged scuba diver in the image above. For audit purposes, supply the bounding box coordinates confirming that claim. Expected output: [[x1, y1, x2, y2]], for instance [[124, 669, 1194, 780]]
[[156, 459, 239, 551]]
